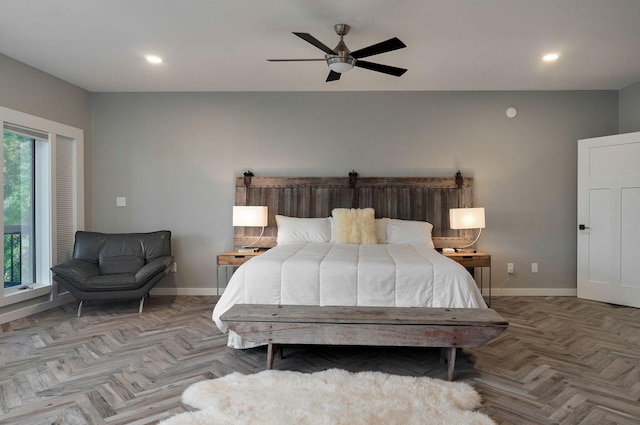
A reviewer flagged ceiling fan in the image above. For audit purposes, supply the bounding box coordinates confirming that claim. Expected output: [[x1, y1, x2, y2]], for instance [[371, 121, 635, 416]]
[[267, 24, 407, 82]]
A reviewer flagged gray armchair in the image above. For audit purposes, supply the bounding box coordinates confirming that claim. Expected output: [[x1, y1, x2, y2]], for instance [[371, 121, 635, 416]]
[[51, 230, 173, 316]]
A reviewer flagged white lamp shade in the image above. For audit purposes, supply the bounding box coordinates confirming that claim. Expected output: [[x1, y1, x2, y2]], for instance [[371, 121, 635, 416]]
[[449, 207, 485, 230], [327, 56, 356, 73], [233, 206, 268, 227], [328, 61, 354, 73]]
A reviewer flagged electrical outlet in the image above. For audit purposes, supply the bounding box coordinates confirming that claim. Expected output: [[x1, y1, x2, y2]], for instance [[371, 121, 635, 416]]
[[531, 262, 538, 273], [507, 263, 514, 274], [171, 262, 177, 273]]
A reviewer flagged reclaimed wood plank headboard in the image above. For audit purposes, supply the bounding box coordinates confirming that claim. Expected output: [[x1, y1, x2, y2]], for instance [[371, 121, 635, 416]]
[[234, 171, 475, 249]]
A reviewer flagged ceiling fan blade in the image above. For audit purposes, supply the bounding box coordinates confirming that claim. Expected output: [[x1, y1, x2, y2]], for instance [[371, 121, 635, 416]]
[[293, 32, 337, 55], [267, 59, 326, 62], [350, 37, 406, 59], [326, 70, 341, 82], [355, 60, 407, 77]]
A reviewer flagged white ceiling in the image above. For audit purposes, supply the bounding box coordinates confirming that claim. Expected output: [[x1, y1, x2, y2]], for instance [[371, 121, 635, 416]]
[[1, 0, 640, 93]]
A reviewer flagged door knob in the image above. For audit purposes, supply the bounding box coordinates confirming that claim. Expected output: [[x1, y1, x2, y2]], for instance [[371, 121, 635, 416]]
[[579, 224, 590, 230]]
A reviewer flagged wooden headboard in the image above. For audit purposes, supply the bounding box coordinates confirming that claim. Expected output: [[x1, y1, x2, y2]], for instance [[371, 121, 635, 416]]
[[234, 171, 475, 249]]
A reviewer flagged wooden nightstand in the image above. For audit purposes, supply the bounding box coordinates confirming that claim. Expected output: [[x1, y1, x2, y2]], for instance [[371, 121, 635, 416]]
[[216, 251, 264, 295], [443, 251, 492, 306]]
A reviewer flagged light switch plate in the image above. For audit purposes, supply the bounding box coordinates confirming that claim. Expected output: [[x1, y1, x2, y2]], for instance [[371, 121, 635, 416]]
[[116, 196, 126, 207]]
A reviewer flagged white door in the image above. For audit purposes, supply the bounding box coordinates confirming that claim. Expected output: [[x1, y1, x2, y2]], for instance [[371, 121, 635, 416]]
[[577, 132, 640, 307]]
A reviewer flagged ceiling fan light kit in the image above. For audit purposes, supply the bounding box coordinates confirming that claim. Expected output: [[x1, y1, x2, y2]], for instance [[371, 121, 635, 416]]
[[268, 23, 407, 82], [326, 56, 356, 73]]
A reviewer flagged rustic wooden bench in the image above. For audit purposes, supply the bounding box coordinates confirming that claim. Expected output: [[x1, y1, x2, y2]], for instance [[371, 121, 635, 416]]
[[220, 304, 508, 381]]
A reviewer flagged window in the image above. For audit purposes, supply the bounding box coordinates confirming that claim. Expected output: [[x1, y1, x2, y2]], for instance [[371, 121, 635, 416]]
[[3, 130, 36, 289], [0, 107, 84, 306]]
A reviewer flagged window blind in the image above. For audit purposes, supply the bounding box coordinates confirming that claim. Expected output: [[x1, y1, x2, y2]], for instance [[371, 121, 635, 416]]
[[55, 135, 76, 263]]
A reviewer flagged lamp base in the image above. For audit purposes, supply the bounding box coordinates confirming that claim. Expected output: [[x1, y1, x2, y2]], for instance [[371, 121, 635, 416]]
[[455, 248, 477, 253], [237, 247, 259, 253]]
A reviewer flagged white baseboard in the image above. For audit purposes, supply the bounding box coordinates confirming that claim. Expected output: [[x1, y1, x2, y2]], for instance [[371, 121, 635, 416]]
[[150, 287, 219, 296], [0, 293, 74, 325], [487, 287, 577, 297], [151, 287, 577, 298]]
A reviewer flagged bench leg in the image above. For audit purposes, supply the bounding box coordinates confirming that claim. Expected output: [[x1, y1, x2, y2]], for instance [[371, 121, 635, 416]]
[[447, 347, 457, 381], [266, 343, 278, 370]]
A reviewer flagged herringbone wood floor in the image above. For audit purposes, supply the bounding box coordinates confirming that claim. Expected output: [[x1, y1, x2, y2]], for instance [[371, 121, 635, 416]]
[[1, 296, 639, 425]]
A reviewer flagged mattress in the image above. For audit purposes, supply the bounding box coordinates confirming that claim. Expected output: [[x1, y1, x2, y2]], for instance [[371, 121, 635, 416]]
[[213, 243, 487, 348]]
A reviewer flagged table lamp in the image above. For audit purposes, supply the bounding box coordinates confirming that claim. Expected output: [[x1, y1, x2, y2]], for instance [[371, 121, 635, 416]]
[[449, 207, 485, 252], [233, 206, 268, 252]]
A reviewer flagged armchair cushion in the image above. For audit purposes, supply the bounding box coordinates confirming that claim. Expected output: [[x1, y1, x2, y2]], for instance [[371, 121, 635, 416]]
[[99, 255, 145, 274], [84, 273, 138, 290]]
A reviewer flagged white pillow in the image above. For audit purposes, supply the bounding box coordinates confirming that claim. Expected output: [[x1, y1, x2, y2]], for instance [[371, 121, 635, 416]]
[[375, 218, 389, 243], [386, 219, 434, 247], [329, 217, 336, 243], [275, 215, 331, 244]]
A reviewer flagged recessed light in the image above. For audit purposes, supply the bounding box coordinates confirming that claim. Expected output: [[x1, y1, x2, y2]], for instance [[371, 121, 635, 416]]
[[542, 53, 560, 62], [145, 55, 163, 64]]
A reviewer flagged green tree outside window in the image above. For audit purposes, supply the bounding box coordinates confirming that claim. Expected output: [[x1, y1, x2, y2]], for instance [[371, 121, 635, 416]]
[[3, 130, 34, 287]]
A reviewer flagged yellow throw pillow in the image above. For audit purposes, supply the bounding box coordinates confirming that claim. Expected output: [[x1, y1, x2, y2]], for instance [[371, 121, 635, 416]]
[[331, 208, 377, 244]]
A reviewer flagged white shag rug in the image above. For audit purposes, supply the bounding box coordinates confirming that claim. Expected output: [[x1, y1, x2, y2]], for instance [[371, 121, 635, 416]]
[[160, 369, 496, 425]]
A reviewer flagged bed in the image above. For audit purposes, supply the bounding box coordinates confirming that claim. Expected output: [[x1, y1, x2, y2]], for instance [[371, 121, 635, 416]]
[[213, 172, 487, 349]]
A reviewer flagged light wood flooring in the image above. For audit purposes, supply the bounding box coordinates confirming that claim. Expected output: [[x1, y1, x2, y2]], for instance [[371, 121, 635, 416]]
[[1, 296, 639, 425]]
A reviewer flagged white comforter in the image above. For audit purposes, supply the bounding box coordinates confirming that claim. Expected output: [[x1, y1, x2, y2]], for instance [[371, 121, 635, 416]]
[[213, 243, 487, 348]]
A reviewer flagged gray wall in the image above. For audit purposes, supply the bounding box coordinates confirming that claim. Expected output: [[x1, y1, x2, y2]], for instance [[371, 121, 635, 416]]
[[92, 91, 618, 295], [0, 54, 92, 131], [0, 53, 93, 225], [619, 80, 640, 133]]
